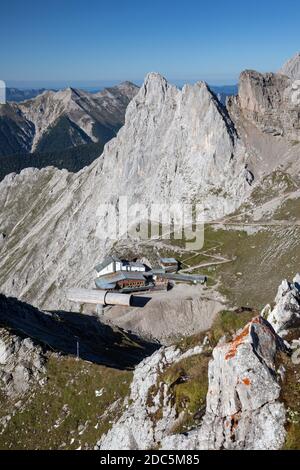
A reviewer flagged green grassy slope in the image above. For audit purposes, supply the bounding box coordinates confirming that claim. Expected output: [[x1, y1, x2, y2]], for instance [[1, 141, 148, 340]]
[[0, 355, 132, 450]]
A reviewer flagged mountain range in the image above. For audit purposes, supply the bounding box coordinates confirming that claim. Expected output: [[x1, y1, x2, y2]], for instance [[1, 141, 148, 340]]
[[1, 52, 300, 450], [0, 83, 239, 181], [6, 88, 48, 102], [1, 52, 300, 311]]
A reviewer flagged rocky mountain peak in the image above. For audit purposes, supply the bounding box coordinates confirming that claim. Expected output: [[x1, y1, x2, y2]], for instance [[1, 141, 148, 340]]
[[144, 71, 168, 86], [117, 80, 139, 91], [278, 52, 300, 80], [230, 67, 300, 141], [139, 72, 170, 102]]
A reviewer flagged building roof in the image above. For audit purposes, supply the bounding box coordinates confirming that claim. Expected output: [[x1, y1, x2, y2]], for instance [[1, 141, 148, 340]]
[[95, 278, 117, 290], [152, 268, 166, 275], [163, 273, 207, 283], [94, 255, 121, 273], [97, 271, 147, 283], [160, 257, 178, 264]]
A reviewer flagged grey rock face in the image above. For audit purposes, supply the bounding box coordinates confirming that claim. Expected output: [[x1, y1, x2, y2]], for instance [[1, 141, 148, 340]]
[[231, 70, 300, 141], [0, 328, 46, 398], [206, 319, 281, 416], [278, 52, 300, 80], [98, 315, 288, 450], [161, 316, 287, 450], [161, 402, 286, 450], [97, 343, 206, 450]]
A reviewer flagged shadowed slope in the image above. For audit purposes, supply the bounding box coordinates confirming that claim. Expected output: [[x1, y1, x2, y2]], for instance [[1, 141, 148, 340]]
[[0, 294, 159, 369]]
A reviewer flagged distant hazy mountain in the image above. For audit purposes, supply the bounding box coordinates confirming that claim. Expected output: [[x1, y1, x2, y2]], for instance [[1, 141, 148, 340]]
[[0, 81, 139, 155], [210, 85, 238, 104], [0, 81, 139, 179], [6, 87, 47, 102]]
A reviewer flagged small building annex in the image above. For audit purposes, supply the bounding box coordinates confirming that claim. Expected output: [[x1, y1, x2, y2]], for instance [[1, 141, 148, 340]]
[[159, 257, 178, 273]]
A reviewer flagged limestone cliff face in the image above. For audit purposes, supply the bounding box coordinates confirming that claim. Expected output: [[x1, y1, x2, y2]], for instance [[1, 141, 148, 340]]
[[97, 73, 249, 216], [163, 317, 287, 450], [231, 70, 300, 141], [229, 70, 300, 141], [0, 73, 249, 310]]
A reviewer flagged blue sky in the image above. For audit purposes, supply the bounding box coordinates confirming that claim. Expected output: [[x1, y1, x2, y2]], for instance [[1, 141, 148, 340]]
[[1, 0, 300, 87]]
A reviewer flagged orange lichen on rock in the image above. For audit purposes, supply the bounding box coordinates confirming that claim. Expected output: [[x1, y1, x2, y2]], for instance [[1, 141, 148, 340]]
[[224, 315, 265, 361], [242, 377, 251, 386], [224, 324, 250, 360]]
